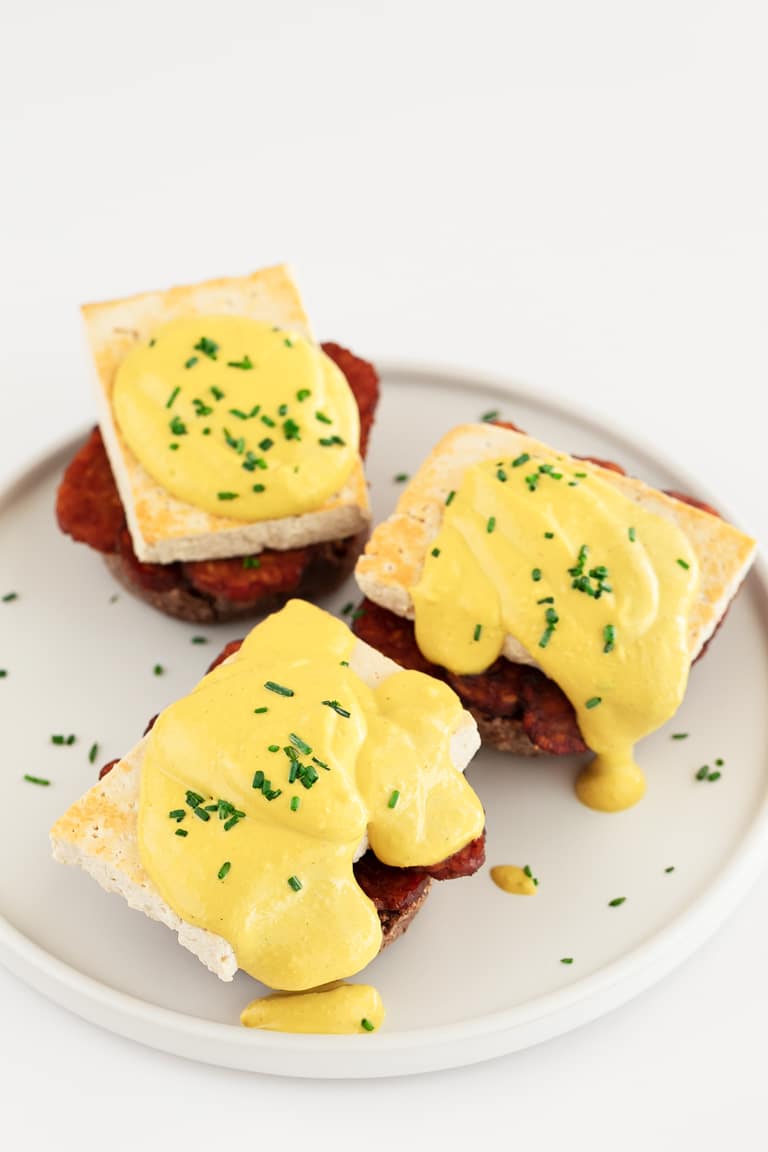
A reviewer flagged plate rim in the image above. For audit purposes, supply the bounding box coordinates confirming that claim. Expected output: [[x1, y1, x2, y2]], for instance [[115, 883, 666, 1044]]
[[1, 359, 766, 1078]]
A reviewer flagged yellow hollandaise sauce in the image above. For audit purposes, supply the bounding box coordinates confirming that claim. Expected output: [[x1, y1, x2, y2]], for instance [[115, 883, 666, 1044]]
[[138, 599, 484, 993], [411, 445, 699, 813], [490, 865, 538, 896], [241, 984, 384, 1034], [112, 316, 359, 520]]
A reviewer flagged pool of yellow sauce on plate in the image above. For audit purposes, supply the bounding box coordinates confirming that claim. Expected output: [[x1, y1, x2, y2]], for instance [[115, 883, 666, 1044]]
[[490, 865, 538, 896], [411, 447, 699, 812], [241, 984, 384, 1034], [138, 599, 485, 1007], [112, 315, 359, 520]]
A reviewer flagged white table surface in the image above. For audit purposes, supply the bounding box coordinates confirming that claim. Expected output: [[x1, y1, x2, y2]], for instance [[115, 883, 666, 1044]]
[[1, 3, 766, 1148]]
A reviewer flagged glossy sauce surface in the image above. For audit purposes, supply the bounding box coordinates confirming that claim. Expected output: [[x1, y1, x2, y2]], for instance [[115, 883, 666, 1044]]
[[113, 316, 359, 520], [240, 983, 384, 1034], [411, 448, 698, 811], [490, 865, 538, 896], [138, 600, 484, 991]]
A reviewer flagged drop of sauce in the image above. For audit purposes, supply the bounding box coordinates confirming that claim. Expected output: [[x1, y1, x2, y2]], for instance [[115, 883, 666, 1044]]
[[490, 865, 538, 895], [575, 753, 646, 813], [240, 982, 384, 1034]]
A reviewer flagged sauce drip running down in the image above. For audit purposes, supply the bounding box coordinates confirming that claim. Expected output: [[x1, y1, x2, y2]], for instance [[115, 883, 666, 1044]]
[[138, 600, 484, 991], [411, 448, 699, 812], [113, 316, 360, 520]]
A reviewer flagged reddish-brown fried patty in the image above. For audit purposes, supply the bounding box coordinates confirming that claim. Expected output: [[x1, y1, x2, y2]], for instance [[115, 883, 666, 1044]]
[[56, 343, 379, 608]]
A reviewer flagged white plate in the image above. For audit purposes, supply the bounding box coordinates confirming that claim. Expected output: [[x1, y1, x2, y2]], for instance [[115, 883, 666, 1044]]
[[1, 363, 766, 1078]]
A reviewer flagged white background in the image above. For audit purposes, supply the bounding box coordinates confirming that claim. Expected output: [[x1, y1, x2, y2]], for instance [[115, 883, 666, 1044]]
[[1, 2, 766, 1149]]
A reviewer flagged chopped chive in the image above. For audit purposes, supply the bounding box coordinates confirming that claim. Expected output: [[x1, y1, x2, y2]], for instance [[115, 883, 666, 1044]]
[[290, 733, 312, 756], [676, 558, 690, 570], [707, 771, 722, 782], [242, 556, 261, 569], [394, 472, 409, 483], [264, 680, 294, 697], [388, 789, 400, 809], [322, 699, 350, 718], [312, 756, 329, 770], [315, 411, 333, 425], [671, 733, 689, 740], [175, 828, 188, 837], [258, 437, 274, 452], [340, 661, 349, 667], [608, 897, 626, 907], [628, 526, 636, 542], [496, 468, 507, 482], [523, 865, 533, 878], [512, 453, 530, 468], [341, 601, 354, 616], [191, 635, 208, 645], [290, 796, 300, 812], [585, 697, 602, 709], [603, 624, 616, 654], [252, 484, 266, 493], [24, 775, 50, 786], [481, 409, 500, 422], [665, 866, 675, 873], [544, 531, 554, 539], [560, 958, 574, 965], [228, 408, 248, 420], [253, 706, 269, 714], [538, 630, 553, 648], [185, 790, 204, 807], [252, 771, 265, 790], [318, 435, 346, 447], [268, 744, 280, 753], [184, 356, 198, 370], [166, 386, 181, 408], [194, 336, 219, 359], [288, 875, 302, 892], [153, 664, 164, 676], [531, 568, 542, 582], [537, 596, 554, 605], [525, 473, 539, 492], [193, 806, 210, 822], [217, 492, 239, 501], [284, 337, 294, 348], [88, 742, 99, 764], [149, 338, 156, 347], [486, 516, 496, 534], [473, 623, 482, 642], [574, 472, 587, 478], [51, 734, 76, 745], [2, 592, 18, 603], [168, 443, 179, 451], [696, 765, 709, 780], [224, 816, 239, 831], [361, 1018, 375, 1032], [168, 809, 185, 822], [715, 758, 724, 766], [210, 386, 225, 401], [260, 414, 276, 428], [431, 548, 441, 557], [218, 861, 231, 880], [445, 490, 456, 506], [0, 670, 7, 678], [227, 355, 253, 370]]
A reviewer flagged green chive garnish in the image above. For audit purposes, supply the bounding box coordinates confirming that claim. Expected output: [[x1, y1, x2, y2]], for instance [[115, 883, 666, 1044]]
[[544, 531, 554, 539], [51, 734, 76, 745], [288, 875, 302, 892], [603, 625, 616, 654], [486, 516, 496, 534], [560, 958, 574, 965], [481, 410, 500, 422], [193, 807, 210, 822], [3, 592, 18, 602], [191, 635, 208, 645], [194, 336, 219, 359], [153, 664, 164, 676], [88, 742, 99, 764], [676, 558, 690, 570], [168, 809, 185, 822], [296, 388, 311, 401], [24, 775, 50, 786], [496, 468, 507, 482], [166, 386, 181, 408], [628, 526, 636, 542], [322, 699, 350, 718], [289, 733, 312, 756], [227, 355, 253, 370], [665, 866, 675, 873], [253, 706, 269, 714], [512, 453, 530, 467], [394, 472, 409, 483], [290, 796, 300, 812], [268, 744, 280, 753], [473, 624, 482, 642], [531, 568, 542, 582], [252, 771, 265, 790], [715, 758, 724, 766], [315, 411, 333, 424], [537, 596, 554, 604], [0, 670, 7, 678], [312, 756, 328, 770], [708, 771, 722, 782], [608, 897, 626, 907], [431, 548, 440, 557], [185, 791, 204, 807], [388, 789, 400, 809], [671, 733, 689, 740], [218, 861, 231, 880], [696, 765, 709, 780], [252, 484, 266, 493], [184, 356, 198, 369], [242, 556, 261, 569], [265, 681, 294, 697], [585, 697, 602, 709], [361, 1018, 375, 1032], [445, 490, 456, 506], [175, 828, 188, 837], [217, 491, 239, 501]]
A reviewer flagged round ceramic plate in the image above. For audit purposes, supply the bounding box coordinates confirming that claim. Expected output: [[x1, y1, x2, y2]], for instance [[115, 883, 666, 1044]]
[[0, 364, 766, 1078]]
